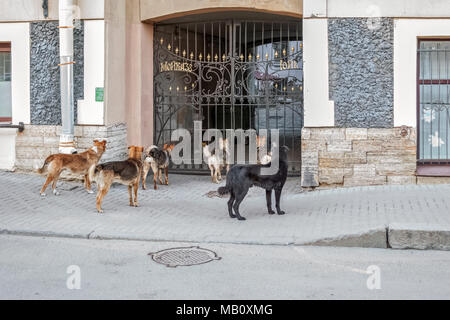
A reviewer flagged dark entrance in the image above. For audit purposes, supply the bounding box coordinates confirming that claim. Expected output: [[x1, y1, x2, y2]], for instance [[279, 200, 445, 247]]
[[154, 14, 303, 174]]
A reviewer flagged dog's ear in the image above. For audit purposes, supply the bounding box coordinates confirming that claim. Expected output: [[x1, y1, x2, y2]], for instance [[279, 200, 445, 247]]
[[102, 140, 107, 146], [94, 139, 99, 144]]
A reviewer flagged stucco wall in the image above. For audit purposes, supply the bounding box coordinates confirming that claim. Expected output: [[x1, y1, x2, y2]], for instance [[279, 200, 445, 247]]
[[329, 18, 394, 128], [140, 0, 303, 21], [125, 0, 154, 146], [30, 21, 84, 125], [104, 0, 126, 126], [0, 0, 104, 22], [326, 0, 450, 18]]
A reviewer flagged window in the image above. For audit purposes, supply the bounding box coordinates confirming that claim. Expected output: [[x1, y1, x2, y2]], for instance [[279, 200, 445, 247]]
[[0, 42, 12, 123], [418, 39, 450, 166]]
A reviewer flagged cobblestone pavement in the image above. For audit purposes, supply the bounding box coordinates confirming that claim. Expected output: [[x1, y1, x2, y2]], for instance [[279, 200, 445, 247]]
[[1, 171, 450, 245]]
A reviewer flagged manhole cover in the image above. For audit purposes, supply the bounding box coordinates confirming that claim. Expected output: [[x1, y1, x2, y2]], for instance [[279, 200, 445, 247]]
[[148, 246, 221, 268]]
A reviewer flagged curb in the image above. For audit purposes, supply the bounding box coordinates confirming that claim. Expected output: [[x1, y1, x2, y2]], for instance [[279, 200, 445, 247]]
[[303, 227, 388, 249], [388, 223, 450, 251], [0, 229, 92, 240], [2, 224, 450, 251]]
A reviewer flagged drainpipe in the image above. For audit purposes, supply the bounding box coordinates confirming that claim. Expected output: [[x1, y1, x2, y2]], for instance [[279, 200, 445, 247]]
[[42, 0, 49, 18], [58, 0, 77, 154]]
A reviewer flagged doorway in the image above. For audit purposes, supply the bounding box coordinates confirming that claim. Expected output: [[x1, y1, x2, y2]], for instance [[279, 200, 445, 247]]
[[154, 15, 303, 174]]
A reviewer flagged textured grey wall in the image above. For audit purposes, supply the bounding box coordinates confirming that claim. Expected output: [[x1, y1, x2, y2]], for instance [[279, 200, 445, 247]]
[[30, 21, 84, 125], [329, 18, 394, 128]]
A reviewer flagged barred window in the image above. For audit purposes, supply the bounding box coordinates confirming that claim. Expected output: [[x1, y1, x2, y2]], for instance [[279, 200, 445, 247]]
[[0, 42, 12, 123]]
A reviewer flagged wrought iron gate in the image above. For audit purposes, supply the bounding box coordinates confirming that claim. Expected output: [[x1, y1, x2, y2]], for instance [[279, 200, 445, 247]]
[[154, 19, 303, 174]]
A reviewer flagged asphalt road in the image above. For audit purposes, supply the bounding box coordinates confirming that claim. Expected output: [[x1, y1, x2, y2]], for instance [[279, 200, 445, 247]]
[[1, 235, 450, 300]]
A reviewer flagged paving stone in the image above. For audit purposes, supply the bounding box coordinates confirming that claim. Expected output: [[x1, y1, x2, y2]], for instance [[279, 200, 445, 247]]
[[344, 175, 387, 187], [1, 172, 450, 248]]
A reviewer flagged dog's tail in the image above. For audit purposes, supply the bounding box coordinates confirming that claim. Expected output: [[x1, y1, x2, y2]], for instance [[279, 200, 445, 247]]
[[35, 155, 56, 174]]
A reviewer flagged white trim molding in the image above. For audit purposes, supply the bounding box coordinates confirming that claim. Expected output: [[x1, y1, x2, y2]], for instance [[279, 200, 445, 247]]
[[0, 23, 30, 125], [303, 0, 327, 18], [394, 19, 450, 127], [0, 128, 16, 170], [77, 20, 105, 125], [303, 18, 335, 127], [0, 23, 30, 170]]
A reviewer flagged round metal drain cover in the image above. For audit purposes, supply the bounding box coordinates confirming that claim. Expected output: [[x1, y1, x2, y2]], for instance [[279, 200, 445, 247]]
[[148, 246, 221, 268]]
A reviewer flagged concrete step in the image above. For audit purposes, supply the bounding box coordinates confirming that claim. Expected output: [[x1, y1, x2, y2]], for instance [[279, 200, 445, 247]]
[[388, 223, 450, 251], [304, 224, 450, 251]]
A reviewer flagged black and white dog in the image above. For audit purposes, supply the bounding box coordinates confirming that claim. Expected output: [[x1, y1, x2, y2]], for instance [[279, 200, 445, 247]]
[[218, 146, 289, 221], [142, 144, 175, 190]]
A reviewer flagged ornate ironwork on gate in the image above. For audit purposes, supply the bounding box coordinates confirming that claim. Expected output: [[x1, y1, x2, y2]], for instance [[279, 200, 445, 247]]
[[154, 19, 304, 174]]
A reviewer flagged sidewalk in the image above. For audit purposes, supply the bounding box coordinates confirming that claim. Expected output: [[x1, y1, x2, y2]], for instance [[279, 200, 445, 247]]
[[1, 172, 450, 249]]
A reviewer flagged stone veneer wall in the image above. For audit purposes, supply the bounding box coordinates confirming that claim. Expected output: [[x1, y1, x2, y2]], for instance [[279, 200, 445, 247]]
[[328, 18, 394, 128], [15, 124, 128, 175], [301, 127, 418, 188], [30, 21, 84, 125]]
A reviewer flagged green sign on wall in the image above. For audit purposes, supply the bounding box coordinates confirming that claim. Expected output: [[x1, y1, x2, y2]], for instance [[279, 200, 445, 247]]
[[95, 87, 104, 102]]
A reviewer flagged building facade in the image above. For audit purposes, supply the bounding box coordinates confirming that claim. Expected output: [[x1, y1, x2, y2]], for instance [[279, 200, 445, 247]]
[[0, 0, 449, 187]]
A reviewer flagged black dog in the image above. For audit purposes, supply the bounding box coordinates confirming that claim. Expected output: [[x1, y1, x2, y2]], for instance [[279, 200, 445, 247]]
[[218, 146, 289, 221]]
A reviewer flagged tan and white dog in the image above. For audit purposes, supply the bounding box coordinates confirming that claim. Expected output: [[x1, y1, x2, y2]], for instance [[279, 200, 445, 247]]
[[257, 136, 272, 165], [37, 140, 107, 196], [203, 138, 230, 184]]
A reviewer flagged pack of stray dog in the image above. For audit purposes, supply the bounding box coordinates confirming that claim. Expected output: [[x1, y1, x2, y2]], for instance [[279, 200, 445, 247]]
[[37, 138, 289, 221]]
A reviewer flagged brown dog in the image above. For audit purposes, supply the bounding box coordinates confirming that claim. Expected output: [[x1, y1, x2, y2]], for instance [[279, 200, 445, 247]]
[[38, 140, 107, 196], [142, 144, 175, 190], [90, 146, 144, 214]]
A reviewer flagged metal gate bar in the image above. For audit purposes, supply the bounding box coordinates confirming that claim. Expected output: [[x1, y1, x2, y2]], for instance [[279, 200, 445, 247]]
[[154, 18, 303, 174]]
